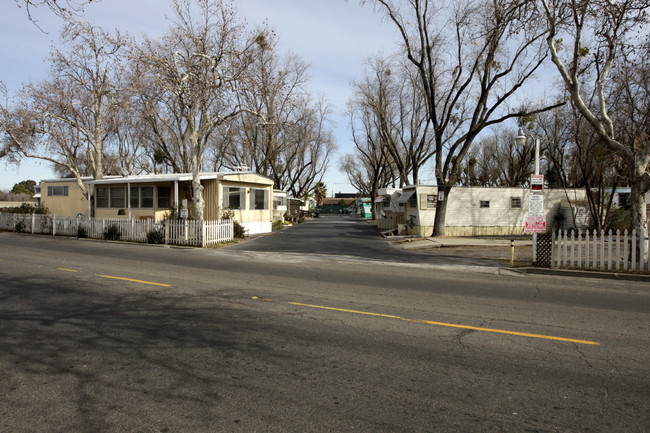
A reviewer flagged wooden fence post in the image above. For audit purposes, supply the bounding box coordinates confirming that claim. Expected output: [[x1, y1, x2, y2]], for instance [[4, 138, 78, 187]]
[[577, 230, 583, 268], [550, 230, 556, 268], [607, 230, 612, 270], [615, 230, 621, 271], [631, 230, 637, 271]]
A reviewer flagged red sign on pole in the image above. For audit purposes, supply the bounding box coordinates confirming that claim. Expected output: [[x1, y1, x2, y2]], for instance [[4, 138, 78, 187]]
[[531, 175, 544, 191], [525, 216, 546, 233]]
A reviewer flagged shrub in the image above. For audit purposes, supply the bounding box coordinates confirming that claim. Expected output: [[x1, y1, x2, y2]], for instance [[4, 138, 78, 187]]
[[4, 203, 49, 215], [103, 224, 121, 241], [77, 226, 87, 238], [233, 220, 247, 239], [298, 216, 305, 223], [221, 208, 235, 220], [605, 207, 630, 233], [14, 221, 25, 233], [147, 227, 165, 244]]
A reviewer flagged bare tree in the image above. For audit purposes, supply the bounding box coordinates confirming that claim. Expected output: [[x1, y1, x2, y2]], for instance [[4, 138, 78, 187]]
[[134, 0, 264, 219], [460, 127, 537, 187], [278, 96, 336, 198], [367, 0, 562, 236], [14, 0, 95, 23], [540, 0, 650, 237], [0, 21, 126, 196], [342, 92, 396, 216], [350, 55, 433, 187], [220, 34, 336, 197]]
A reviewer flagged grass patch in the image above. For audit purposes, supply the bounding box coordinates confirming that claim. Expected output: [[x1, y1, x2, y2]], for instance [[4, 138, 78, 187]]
[[205, 240, 240, 248]]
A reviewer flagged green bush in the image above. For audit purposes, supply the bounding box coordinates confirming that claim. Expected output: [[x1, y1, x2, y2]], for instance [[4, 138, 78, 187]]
[[146, 227, 165, 244], [4, 203, 49, 215], [605, 207, 630, 232], [14, 221, 25, 233], [233, 220, 247, 239], [103, 224, 121, 241]]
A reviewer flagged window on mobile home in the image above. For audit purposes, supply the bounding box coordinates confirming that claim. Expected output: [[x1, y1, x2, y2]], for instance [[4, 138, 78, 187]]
[[250, 188, 268, 210], [47, 185, 69, 196]]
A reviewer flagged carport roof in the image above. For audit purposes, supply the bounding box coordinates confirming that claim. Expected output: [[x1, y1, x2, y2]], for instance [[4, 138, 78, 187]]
[[395, 190, 415, 204], [84, 171, 268, 185]]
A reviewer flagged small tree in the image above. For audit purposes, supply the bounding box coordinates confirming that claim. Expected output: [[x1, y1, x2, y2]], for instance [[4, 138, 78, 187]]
[[11, 180, 36, 196], [313, 182, 327, 206]]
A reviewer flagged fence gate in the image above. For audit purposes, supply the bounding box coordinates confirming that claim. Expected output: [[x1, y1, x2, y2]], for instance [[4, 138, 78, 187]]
[[535, 234, 553, 267]]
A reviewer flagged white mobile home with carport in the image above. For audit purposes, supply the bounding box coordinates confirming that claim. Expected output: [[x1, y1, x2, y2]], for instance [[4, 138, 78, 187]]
[[40, 171, 275, 234]]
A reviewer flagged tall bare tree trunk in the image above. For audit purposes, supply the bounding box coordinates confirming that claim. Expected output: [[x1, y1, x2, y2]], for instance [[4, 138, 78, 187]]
[[630, 163, 649, 239], [191, 135, 205, 220], [432, 184, 450, 237]]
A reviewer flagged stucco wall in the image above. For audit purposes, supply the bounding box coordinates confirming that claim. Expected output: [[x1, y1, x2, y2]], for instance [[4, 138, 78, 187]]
[[40, 180, 89, 217]]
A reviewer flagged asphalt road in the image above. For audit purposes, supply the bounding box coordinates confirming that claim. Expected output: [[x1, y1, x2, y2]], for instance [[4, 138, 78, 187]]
[[1, 232, 649, 432], [230, 214, 500, 267]]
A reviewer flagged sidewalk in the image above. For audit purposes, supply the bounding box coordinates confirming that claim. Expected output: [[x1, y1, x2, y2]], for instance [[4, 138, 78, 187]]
[[390, 236, 650, 283]]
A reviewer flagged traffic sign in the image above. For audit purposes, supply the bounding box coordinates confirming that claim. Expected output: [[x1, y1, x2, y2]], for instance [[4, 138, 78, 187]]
[[531, 175, 544, 191]]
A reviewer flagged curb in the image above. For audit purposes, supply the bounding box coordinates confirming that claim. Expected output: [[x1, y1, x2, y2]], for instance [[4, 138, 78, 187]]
[[518, 266, 650, 283]]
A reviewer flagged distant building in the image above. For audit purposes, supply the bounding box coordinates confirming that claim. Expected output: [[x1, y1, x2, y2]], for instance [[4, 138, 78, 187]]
[[334, 192, 361, 199]]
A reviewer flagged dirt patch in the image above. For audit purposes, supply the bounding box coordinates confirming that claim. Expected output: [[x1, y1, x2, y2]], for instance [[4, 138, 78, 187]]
[[411, 245, 533, 265]]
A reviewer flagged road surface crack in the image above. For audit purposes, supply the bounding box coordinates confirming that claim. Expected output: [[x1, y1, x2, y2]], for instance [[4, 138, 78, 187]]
[[457, 328, 475, 349], [574, 345, 594, 368]]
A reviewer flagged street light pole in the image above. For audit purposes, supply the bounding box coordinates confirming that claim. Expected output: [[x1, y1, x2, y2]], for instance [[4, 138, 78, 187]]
[[534, 136, 540, 176], [517, 127, 540, 176], [517, 128, 541, 264]]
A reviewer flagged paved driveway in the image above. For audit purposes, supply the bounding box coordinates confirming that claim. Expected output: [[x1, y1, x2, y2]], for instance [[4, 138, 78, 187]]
[[228, 214, 498, 267]]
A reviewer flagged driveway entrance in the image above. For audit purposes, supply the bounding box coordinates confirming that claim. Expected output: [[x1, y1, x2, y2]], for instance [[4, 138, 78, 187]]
[[228, 214, 498, 267]]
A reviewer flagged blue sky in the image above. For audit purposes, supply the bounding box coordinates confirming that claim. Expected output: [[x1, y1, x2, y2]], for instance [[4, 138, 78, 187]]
[[0, 0, 402, 195]]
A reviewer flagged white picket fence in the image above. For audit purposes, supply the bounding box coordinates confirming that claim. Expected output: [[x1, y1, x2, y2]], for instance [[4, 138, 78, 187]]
[[0, 213, 233, 247], [549, 229, 649, 272]]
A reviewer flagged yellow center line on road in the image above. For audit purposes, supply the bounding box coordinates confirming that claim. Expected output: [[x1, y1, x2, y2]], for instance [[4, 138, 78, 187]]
[[288, 302, 600, 346], [57, 268, 79, 272], [96, 274, 172, 287]]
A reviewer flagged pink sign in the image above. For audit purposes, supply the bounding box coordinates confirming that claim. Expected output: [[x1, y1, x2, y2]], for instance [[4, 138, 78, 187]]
[[525, 216, 546, 233]]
